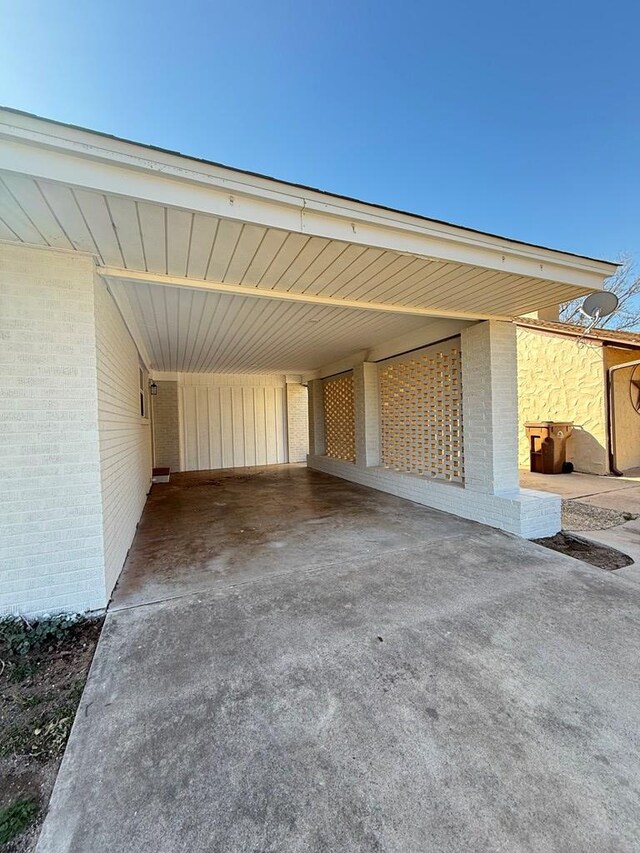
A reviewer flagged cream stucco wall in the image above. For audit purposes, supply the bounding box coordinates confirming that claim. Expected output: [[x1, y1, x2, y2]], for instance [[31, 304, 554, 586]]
[[606, 347, 640, 472], [517, 327, 608, 474]]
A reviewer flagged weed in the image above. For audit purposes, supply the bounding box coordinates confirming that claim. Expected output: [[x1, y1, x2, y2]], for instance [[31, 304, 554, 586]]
[[8, 659, 40, 684], [0, 799, 39, 845], [0, 615, 82, 658]]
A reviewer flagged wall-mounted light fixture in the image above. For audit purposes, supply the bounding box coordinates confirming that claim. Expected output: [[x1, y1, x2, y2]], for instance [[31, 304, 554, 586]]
[[149, 380, 158, 396]]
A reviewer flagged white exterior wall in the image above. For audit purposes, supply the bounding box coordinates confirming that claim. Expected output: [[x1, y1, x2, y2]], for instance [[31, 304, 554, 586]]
[[94, 275, 152, 597], [0, 244, 151, 616], [286, 378, 309, 463], [0, 244, 105, 616], [150, 372, 308, 471], [463, 321, 520, 494], [308, 321, 560, 538], [151, 380, 180, 471], [354, 362, 380, 468], [178, 373, 288, 470], [308, 379, 326, 456]]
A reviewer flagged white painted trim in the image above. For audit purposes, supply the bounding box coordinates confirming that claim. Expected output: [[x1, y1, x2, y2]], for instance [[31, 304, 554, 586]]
[[104, 280, 153, 370], [150, 371, 180, 381], [0, 110, 616, 290], [0, 237, 97, 260]]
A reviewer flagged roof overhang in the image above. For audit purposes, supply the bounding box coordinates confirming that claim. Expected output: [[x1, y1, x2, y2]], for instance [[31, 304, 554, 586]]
[[515, 318, 640, 350], [0, 108, 619, 372]]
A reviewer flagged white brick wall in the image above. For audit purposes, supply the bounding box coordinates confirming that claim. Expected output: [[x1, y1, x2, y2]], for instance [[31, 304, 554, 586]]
[[151, 380, 180, 471], [308, 455, 560, 537], [354, 362, 380, 467], [462, 321, 520, 494], [94, 275, 152, 597], [308, 321, 560, 538], [0, 244, 152, 616], [0, 244, 105, 616], [286, 381, 309, 463], [308, 379, 326, 456]]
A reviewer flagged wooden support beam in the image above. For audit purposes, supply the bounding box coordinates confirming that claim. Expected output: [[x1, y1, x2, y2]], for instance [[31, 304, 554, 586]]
[[97, 266, 503, 322]]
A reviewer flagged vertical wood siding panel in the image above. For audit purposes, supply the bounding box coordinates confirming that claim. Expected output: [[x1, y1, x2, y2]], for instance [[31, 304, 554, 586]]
[[244, 389, 256, 466], [178, 385, 185, 471], [265, 387, 276, 463], [276, 387, 286, 463], [208, 388, 222, 470], [255, 388, 267, 464], [178, 376, 289, 470], [220, 387, 234, 467], [232, 388, 245, 466], [183, 387, 198, 470], [197, 387, 210, 469]]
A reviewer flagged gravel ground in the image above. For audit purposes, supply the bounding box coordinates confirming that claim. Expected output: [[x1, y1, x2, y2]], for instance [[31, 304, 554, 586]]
[[562, 499, 638, 531]]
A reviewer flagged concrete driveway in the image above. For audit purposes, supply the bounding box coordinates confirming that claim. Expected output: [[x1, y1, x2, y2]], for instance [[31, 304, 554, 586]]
[[520, 468, 640, 508], [37, 468, 640, 852]]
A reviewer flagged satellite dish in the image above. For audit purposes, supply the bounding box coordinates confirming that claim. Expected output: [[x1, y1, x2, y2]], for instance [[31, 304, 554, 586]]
[[581, 291, 619, 322]]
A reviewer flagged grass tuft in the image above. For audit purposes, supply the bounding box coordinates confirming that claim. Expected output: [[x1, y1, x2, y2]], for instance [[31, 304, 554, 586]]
[[0, 800, 39, 845]]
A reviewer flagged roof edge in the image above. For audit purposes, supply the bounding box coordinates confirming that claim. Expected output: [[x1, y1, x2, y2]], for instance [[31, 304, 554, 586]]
[[515, 316, 640, 348], [0, 105, 619, 274]]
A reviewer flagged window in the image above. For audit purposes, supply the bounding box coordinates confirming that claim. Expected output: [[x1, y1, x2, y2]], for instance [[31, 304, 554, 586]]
[[139, 366, 148, 418]]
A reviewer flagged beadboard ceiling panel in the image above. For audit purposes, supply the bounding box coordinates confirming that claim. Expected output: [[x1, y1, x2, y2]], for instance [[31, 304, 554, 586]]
[[107, 280, 432, 373]]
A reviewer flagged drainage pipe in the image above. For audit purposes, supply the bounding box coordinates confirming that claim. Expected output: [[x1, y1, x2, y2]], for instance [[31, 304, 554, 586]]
[[606, 358, 640, 476]]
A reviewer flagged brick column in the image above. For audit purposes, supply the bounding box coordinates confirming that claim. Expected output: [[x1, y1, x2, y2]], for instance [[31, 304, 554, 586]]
[[307, 379, 325, 456], [150, 381, 180, 471], [461, 320, 519, 495], [354, 362, 380, 468], [0, 243, 106, 615], [285, 380, 309, 463]]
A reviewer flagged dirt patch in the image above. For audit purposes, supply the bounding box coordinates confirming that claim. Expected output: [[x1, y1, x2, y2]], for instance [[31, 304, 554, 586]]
[[534, 532, 634, 571], [0, 616, 103, 851], [562, 500, 638, 532]]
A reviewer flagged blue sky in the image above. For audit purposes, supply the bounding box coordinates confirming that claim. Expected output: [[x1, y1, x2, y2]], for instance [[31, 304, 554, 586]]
[[1, 1, 638, 264]]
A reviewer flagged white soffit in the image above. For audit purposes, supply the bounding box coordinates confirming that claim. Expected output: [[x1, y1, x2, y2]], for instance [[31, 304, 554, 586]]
[[107, 280, 433, 373]]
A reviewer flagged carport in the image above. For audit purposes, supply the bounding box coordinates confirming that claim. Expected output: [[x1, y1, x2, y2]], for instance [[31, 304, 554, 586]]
[[0, 107, 618, 616], [110, 465, 480, 610]]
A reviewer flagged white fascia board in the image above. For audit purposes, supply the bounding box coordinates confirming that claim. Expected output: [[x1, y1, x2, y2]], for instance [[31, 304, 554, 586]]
[[0, 111, 617, 290]]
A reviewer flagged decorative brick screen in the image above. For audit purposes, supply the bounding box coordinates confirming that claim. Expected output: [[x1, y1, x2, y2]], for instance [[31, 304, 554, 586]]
[[323, 372, 355, 462], [379, 345, 464, 482]]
